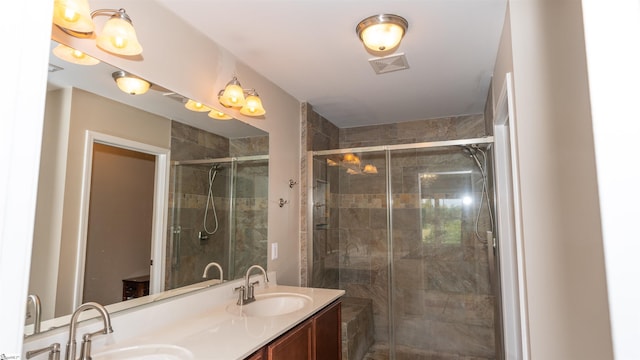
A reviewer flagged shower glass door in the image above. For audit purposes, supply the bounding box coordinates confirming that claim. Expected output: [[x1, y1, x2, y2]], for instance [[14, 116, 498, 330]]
[[389, 146, 496, 359], [310, 150, 391, 360], [310, 139, 496, 360]]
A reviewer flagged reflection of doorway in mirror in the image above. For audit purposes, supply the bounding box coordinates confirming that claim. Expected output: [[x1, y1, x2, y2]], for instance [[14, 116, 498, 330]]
[[83, 143, 155, 306]]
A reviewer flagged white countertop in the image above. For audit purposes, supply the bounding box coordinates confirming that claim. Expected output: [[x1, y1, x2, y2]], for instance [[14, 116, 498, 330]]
[[91, 284, 344, 359]]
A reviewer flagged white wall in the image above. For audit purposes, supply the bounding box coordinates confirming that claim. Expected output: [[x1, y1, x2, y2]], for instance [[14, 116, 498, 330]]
[[0, 1, 52, 354], [581, 1, 640, 359], [493, 1, 614, 359]]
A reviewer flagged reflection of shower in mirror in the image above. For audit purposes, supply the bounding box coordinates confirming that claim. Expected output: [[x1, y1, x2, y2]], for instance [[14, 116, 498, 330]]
[[200, 164, 223, 240]]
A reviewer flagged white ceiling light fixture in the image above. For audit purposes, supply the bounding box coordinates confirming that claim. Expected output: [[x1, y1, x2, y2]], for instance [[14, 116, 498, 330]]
[[112, 71, 151, 95], [356, 14, 408, 53]]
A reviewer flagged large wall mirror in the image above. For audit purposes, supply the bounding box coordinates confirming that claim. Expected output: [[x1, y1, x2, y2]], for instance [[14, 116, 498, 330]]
[[26, 40, 268, 336]]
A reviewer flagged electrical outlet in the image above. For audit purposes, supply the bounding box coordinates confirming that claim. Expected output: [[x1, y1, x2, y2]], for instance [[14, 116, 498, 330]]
[[271, 243, 278, 260]]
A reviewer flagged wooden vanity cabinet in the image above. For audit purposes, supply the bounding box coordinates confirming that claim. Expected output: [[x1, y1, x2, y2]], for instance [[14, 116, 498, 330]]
[[313, 299, 342, 360], [247, 300, 342, 360], [268, 320, 313, 359]]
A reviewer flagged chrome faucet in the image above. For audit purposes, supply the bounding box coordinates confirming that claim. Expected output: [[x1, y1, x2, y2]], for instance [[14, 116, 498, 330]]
[[202, 262, 224, 282], [26, 294, 42, 335], [26, 343, 60, 360], [235, 265, 269, 305], [65, 302, 113, 360]]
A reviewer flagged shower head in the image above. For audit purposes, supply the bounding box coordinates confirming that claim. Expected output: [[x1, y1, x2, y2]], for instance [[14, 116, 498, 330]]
[[210, 164, 223, 171]]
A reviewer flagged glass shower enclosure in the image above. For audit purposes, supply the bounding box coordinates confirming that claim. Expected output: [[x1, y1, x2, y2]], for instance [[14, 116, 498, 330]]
[[308, 138, 498, 360], [167, 155, 268, 290]]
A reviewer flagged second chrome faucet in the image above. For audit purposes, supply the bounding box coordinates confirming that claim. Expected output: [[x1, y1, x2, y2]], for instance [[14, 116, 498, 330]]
[[66, 302, 113, 360], [235, 265, 269, 305]]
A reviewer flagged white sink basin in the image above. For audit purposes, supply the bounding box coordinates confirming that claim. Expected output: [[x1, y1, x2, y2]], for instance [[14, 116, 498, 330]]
[[92, 344, 194, 360], [227, 292, 312, 317]]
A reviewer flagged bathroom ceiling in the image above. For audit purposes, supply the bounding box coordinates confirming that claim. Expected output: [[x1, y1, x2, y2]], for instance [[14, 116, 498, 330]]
[[157, 0, 508, 128]]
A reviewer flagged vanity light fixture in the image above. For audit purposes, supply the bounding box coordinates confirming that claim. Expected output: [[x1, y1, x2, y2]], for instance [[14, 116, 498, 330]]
[[93, 9, 143, 56], [356, 14, 408, 53], [52, 1, 144, 56], [239, 90, 266, 116], [112, 71, 151, 95], [53, 0, 94, 34], [219, 76, 246, 108], [52, 44, 100, 65], [218, 76, 267, 117]]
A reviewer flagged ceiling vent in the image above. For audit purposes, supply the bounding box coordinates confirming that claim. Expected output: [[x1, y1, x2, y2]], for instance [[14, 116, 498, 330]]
[[48, 63, 63, 73], [163, 92, 187, 104], [368, 53, 409, 75]]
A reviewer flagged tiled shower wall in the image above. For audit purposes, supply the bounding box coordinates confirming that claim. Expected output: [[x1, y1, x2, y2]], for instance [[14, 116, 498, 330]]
[[167, 121, 268, 288], [302, 105, 496, 359]]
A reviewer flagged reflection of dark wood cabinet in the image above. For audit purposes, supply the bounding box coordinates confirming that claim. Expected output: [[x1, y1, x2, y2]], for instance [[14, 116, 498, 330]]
[[122, 275, 150, 301], [245, 300, 341, 360]]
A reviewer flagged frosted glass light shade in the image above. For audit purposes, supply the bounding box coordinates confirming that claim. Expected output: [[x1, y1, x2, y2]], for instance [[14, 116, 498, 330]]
[[219, 77, 246, 108], [356, 14, 408, 52], [208, 108, 233, 120], [240, 93, 266, 116], [53, 0, 94, 34], [185, 99, 211, 112], [52, 44, 100, 65], [96, 16, 143, 55], [112, 71, 150, 95]]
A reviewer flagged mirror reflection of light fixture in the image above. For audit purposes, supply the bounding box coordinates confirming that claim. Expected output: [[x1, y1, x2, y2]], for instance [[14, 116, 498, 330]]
[[52, 3, 143, 56], [208, 108, 234, 120], [218, 76, 267, 117], [112, 71, 151, 95], [362, 164, 378, 174], [53, 0, 94, 34], [185, 99, 211, 112], [356, 14, 408, 53], [52, 44, 100, 65]]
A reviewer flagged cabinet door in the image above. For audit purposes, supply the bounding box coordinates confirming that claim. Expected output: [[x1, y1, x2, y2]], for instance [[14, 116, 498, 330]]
[[313, 300, 342, 360], [245, 348, 266, 360], [268, 320, 313, 360]]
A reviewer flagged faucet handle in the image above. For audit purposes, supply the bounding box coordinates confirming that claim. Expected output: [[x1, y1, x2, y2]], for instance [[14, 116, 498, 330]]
[[234, 285, 246, 305], [25, 343, 60, 360]]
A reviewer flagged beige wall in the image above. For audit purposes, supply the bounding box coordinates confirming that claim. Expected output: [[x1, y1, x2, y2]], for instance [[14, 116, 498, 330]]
[[83, 144, 155, 306], [54, 88, 171, 316], [30, 88, 72, 321], [493, 2, 613, 359], [52, 0, 302, 286]]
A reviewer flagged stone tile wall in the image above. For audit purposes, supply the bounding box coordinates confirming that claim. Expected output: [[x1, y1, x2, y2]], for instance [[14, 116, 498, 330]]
[[167, 121, 268, 288], [303, 110, 496, 358]]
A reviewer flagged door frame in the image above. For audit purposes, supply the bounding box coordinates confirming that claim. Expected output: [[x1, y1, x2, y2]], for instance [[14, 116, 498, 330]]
[[72, 130, 170, 309], [493, 72, 530, 359]]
